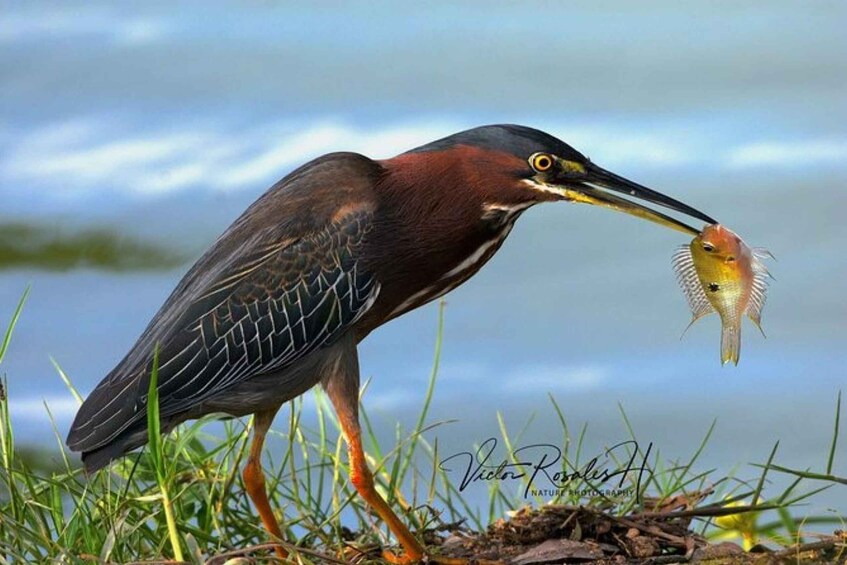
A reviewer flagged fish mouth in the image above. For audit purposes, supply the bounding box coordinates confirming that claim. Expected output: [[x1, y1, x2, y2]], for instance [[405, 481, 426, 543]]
[[559, 162, 716, 236]]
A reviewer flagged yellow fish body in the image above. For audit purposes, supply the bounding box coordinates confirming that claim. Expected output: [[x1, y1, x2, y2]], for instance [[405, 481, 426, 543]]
[[673, 224, 772, 365]]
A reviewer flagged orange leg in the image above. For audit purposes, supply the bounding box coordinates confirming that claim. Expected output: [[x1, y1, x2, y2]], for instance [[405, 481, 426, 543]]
[[242, 408, 288, 560], [324, 372, 426, 564]]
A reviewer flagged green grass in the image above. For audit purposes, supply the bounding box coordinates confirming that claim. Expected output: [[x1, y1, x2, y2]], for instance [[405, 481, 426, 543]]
[[1, 291, 845, 563]]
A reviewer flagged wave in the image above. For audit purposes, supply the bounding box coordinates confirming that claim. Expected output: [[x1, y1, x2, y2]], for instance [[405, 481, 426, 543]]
[[2, 117, 845, 202]]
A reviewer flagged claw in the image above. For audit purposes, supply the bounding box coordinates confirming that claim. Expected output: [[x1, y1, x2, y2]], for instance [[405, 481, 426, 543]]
[[381, 548, 420, 564]]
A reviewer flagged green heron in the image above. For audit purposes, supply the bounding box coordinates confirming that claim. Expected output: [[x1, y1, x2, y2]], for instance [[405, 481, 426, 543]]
[[67, 124, 714, 563]]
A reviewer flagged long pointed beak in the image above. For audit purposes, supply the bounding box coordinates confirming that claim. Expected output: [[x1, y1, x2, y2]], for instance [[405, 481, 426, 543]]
[[560, 163, 716, 236]]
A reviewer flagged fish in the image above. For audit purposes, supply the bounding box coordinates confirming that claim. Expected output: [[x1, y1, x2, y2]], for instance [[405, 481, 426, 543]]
[[672, 224, 772, 365]]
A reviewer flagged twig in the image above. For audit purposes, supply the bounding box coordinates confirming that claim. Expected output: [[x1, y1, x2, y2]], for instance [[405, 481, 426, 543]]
[[771, 537, 847, 559], [125, 561, 191, 565], [205, 542, 353, 565], [635, 503, 779, 520]]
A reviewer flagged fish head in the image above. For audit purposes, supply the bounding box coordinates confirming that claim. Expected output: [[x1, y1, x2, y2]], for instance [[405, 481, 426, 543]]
[[693, 224, 745, 264]]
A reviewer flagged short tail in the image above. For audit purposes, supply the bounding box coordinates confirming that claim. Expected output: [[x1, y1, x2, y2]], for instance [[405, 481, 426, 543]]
[[721, 323, 741, 366]]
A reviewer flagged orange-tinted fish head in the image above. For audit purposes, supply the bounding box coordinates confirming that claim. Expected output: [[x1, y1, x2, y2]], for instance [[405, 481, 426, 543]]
[[697, 224, 744, 264]]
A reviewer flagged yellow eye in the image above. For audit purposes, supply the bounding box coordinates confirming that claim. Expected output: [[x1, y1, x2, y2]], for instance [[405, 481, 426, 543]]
[[530, 153, 553, 172]]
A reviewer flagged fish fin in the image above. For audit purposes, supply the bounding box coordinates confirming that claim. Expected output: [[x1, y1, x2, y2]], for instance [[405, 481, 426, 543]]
[[753, 247, 777, 279], [748, 312, 767, 338], [672, 245, 714, 321], [721, 322, 741, 366], [745, 253, 771, 334], [679, 312, 710, 340], [754, 247, 776, 261]]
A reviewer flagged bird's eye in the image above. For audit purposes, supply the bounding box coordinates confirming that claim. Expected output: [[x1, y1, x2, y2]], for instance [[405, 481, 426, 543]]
[[530, 153, 553, 173], [702, 243, 715, 252]]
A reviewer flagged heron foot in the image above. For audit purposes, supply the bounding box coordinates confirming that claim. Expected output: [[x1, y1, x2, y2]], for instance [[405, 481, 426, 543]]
[[379, 547, 420, 564]]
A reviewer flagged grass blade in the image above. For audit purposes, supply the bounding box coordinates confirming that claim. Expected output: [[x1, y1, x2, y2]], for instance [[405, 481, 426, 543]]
[[827, 390, 841, 475], [146, 345, 184, 561], [0, 287, 29, 365]]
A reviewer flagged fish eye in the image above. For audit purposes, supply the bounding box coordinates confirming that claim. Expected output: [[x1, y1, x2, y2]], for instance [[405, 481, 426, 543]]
[[708, 283, 720, 292], [702, 243, 715, 252], [529, 153, 553, 173]]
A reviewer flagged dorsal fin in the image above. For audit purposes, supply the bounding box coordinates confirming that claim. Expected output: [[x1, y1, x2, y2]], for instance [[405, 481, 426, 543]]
[[672, 245, 714, 335], [746, 250, 772, 337]]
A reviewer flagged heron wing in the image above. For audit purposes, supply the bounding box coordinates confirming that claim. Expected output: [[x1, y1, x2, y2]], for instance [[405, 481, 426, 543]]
[[67, 153, 381, 453]]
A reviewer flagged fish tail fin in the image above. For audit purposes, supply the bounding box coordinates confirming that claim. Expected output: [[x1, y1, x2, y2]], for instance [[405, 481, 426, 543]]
[[721, 322, 741, 366]]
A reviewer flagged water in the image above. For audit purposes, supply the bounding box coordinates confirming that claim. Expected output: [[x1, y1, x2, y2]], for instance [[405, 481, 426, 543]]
[[1, 1, 845, 517]]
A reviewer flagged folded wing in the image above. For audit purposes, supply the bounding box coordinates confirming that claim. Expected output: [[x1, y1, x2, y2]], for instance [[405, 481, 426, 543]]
[[67, 153, 382, 463]]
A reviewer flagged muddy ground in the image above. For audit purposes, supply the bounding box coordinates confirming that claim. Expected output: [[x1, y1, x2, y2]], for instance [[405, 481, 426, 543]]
[[204, 503, 846, 564]]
